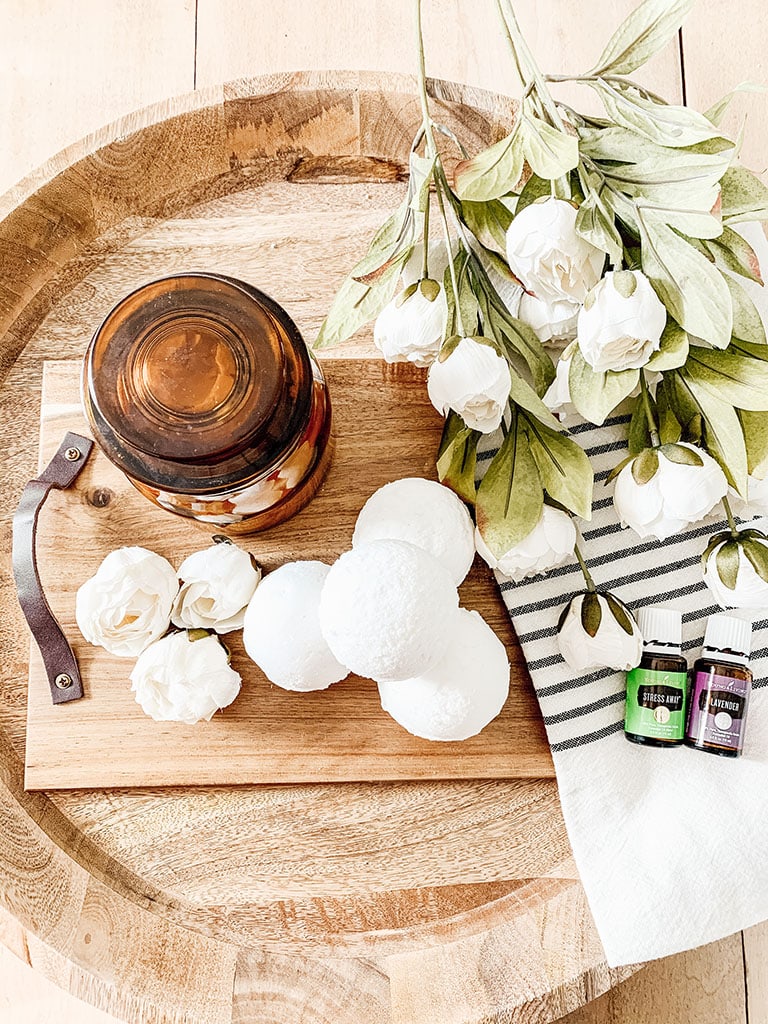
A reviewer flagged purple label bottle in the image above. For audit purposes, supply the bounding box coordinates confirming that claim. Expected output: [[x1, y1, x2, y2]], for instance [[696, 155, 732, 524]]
[[685, 613, 752, 759]]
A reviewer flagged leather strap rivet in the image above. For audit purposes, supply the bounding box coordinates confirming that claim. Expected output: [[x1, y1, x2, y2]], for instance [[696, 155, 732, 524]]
[[55, 673, 73, 689], [64, 447, 81, 462]]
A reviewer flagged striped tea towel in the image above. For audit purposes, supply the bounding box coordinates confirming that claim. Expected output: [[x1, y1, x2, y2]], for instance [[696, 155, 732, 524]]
[[487, 222, 768, 967]]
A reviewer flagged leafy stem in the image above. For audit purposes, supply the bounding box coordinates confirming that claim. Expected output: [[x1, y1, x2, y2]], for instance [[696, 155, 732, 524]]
[[543, 72, 670, 106], [640, 370, 661, 448], [494, 0, 567, 132], [574, 542, 596, 593], [421, 195, 431, 279], [722, 495, 740, 539]]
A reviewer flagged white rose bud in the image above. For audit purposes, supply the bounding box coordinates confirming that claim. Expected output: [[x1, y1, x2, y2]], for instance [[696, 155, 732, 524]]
[[171, 541, 261, 634], [703, 532, 768, 610], [374, 279, 447, 368], [613, 443, 728, 541], [728, 475, 768, 519], [557, 591, 642, 672], [76, 547, 178, 658], [519, 292, 579, 345], [577, 270, 667, 372], [505, 198, 605, 305], [543, 346, 576, 420], [475, 506, 576, 581], [130, 631, 241, 724], [427, 336, 511, 433]]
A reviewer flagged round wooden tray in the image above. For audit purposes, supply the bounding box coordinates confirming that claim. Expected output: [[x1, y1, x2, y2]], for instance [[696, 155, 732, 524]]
[[0, 72, 638, 1023]]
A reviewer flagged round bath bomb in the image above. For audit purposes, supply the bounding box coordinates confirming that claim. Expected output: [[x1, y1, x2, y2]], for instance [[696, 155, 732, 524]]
[[352, 477, 475, 586], [378, 608, 510, 740], [319, 539, 460, 682], [243, 561, 348, 691]]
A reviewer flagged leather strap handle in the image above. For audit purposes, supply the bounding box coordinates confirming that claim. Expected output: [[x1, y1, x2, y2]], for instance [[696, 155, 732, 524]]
[[12, 432, 94, 704]]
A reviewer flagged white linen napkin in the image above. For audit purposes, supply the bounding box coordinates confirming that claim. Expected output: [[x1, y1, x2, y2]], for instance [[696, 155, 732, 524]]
[[487, 222, 768, 967]]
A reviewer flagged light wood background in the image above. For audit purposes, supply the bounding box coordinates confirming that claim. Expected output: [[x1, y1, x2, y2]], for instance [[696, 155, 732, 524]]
[[1, 1, 766, 1022]]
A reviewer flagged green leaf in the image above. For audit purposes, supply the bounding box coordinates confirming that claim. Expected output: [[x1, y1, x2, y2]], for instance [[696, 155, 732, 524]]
[[705, 82, 766, 126], [579, 125, 734, 166], [576, 187, 623, 266], [408, 151, 436, 214], [475, 420, 544, 558], [740, 410, 768, 477], [478, 288, 555, 395], [742, 537, 768, 583], [704, 226, 764, 285], [645, 320, 689, 370], [516, 174, 558, 215], [436, 411, 480, 505], [605, 593, 636, 636], [720, 167, 768, 224], [656, 377, 683, 442], [525, 417, 594, 520], [443, 253, 480, 337], [716, 540, 741, 590], [590, 79, 724, 149], [581, 591, 603, 638], [520, 116, 579, 180], [632, 447, 659, 484], [676, 370, 748, 493], [508, 374, 562, 430], [628, 393, 653, 454], [638, 209, 733, 349], [724, 274, 767, 345], [685, 348, 768, 411], [568, 347, 640, 426], [455, 127, 524, 202], [460, 199, 513, 254], [659, 442, 703, 466], [588, 0, 694, 77], [315, 256, 406, 350]]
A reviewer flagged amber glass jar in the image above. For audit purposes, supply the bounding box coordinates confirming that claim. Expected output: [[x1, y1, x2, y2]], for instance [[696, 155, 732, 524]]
[[82, 273, 332, 532]]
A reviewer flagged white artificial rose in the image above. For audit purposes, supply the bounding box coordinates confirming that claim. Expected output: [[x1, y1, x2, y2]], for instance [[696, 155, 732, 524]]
[[519, 292, 579, 345], [130, 631, 241, 724], [703, 535, 768, 610], [505, 198, 605, 305], [475, 506, 576, 581], [427, 336, 511, 433], [729, 475, 768, 519], [171, 542, 261, 634], [543, 347, 576, 420], [374, 280, 447, 367], [577, 270, 667, 372], [76, 547, 178, 658], [557, 591, 642, 672], [613, 443, 728, 541]]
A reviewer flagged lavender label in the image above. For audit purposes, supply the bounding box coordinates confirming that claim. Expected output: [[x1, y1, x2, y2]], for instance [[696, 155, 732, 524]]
[[686, 670, 751, 752]]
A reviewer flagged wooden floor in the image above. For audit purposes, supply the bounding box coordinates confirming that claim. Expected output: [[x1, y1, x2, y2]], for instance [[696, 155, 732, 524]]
[[1, 0, 766, 1021]]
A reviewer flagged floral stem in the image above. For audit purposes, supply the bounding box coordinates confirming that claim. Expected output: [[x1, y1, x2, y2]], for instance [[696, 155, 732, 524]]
[[722, 495, 740, 538], [421, 195, 431, 279], [415, 0, 465, 336], [496, 0, 566, 130], [640, 371, 661, 448], [574, 542, 596, 592]]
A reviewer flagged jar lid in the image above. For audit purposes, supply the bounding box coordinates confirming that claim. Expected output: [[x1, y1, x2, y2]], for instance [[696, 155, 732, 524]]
[[703, 613, 752, 663], [637, 605, 682, 650], [83, 274, 313, 491]]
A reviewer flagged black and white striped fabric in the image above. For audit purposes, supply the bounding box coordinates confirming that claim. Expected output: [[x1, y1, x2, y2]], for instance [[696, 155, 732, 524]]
[[481, 414, 768, 966]]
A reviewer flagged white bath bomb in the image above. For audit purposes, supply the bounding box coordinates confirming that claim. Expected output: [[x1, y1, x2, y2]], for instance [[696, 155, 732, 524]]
[[352, 478, 475, 586], [378, 609, 510, 740], [242, 561, 348, 692], [319, 539, 460, 682]]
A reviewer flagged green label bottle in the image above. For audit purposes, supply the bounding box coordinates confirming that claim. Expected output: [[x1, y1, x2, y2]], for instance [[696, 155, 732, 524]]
[[625, 606, 688, 747]]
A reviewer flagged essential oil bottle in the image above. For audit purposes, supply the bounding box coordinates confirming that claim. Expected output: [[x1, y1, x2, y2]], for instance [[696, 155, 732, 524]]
[[685, 613, 753, 758], [625, 606, 688, 746]]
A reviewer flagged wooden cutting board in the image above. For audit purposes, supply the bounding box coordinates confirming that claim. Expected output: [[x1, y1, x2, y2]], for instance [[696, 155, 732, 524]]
[[24, 358, 552, 790]]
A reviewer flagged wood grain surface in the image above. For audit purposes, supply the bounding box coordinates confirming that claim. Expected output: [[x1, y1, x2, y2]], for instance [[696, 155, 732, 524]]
[[26, 359, 551, 790], [0, 73, 634, 1024]]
